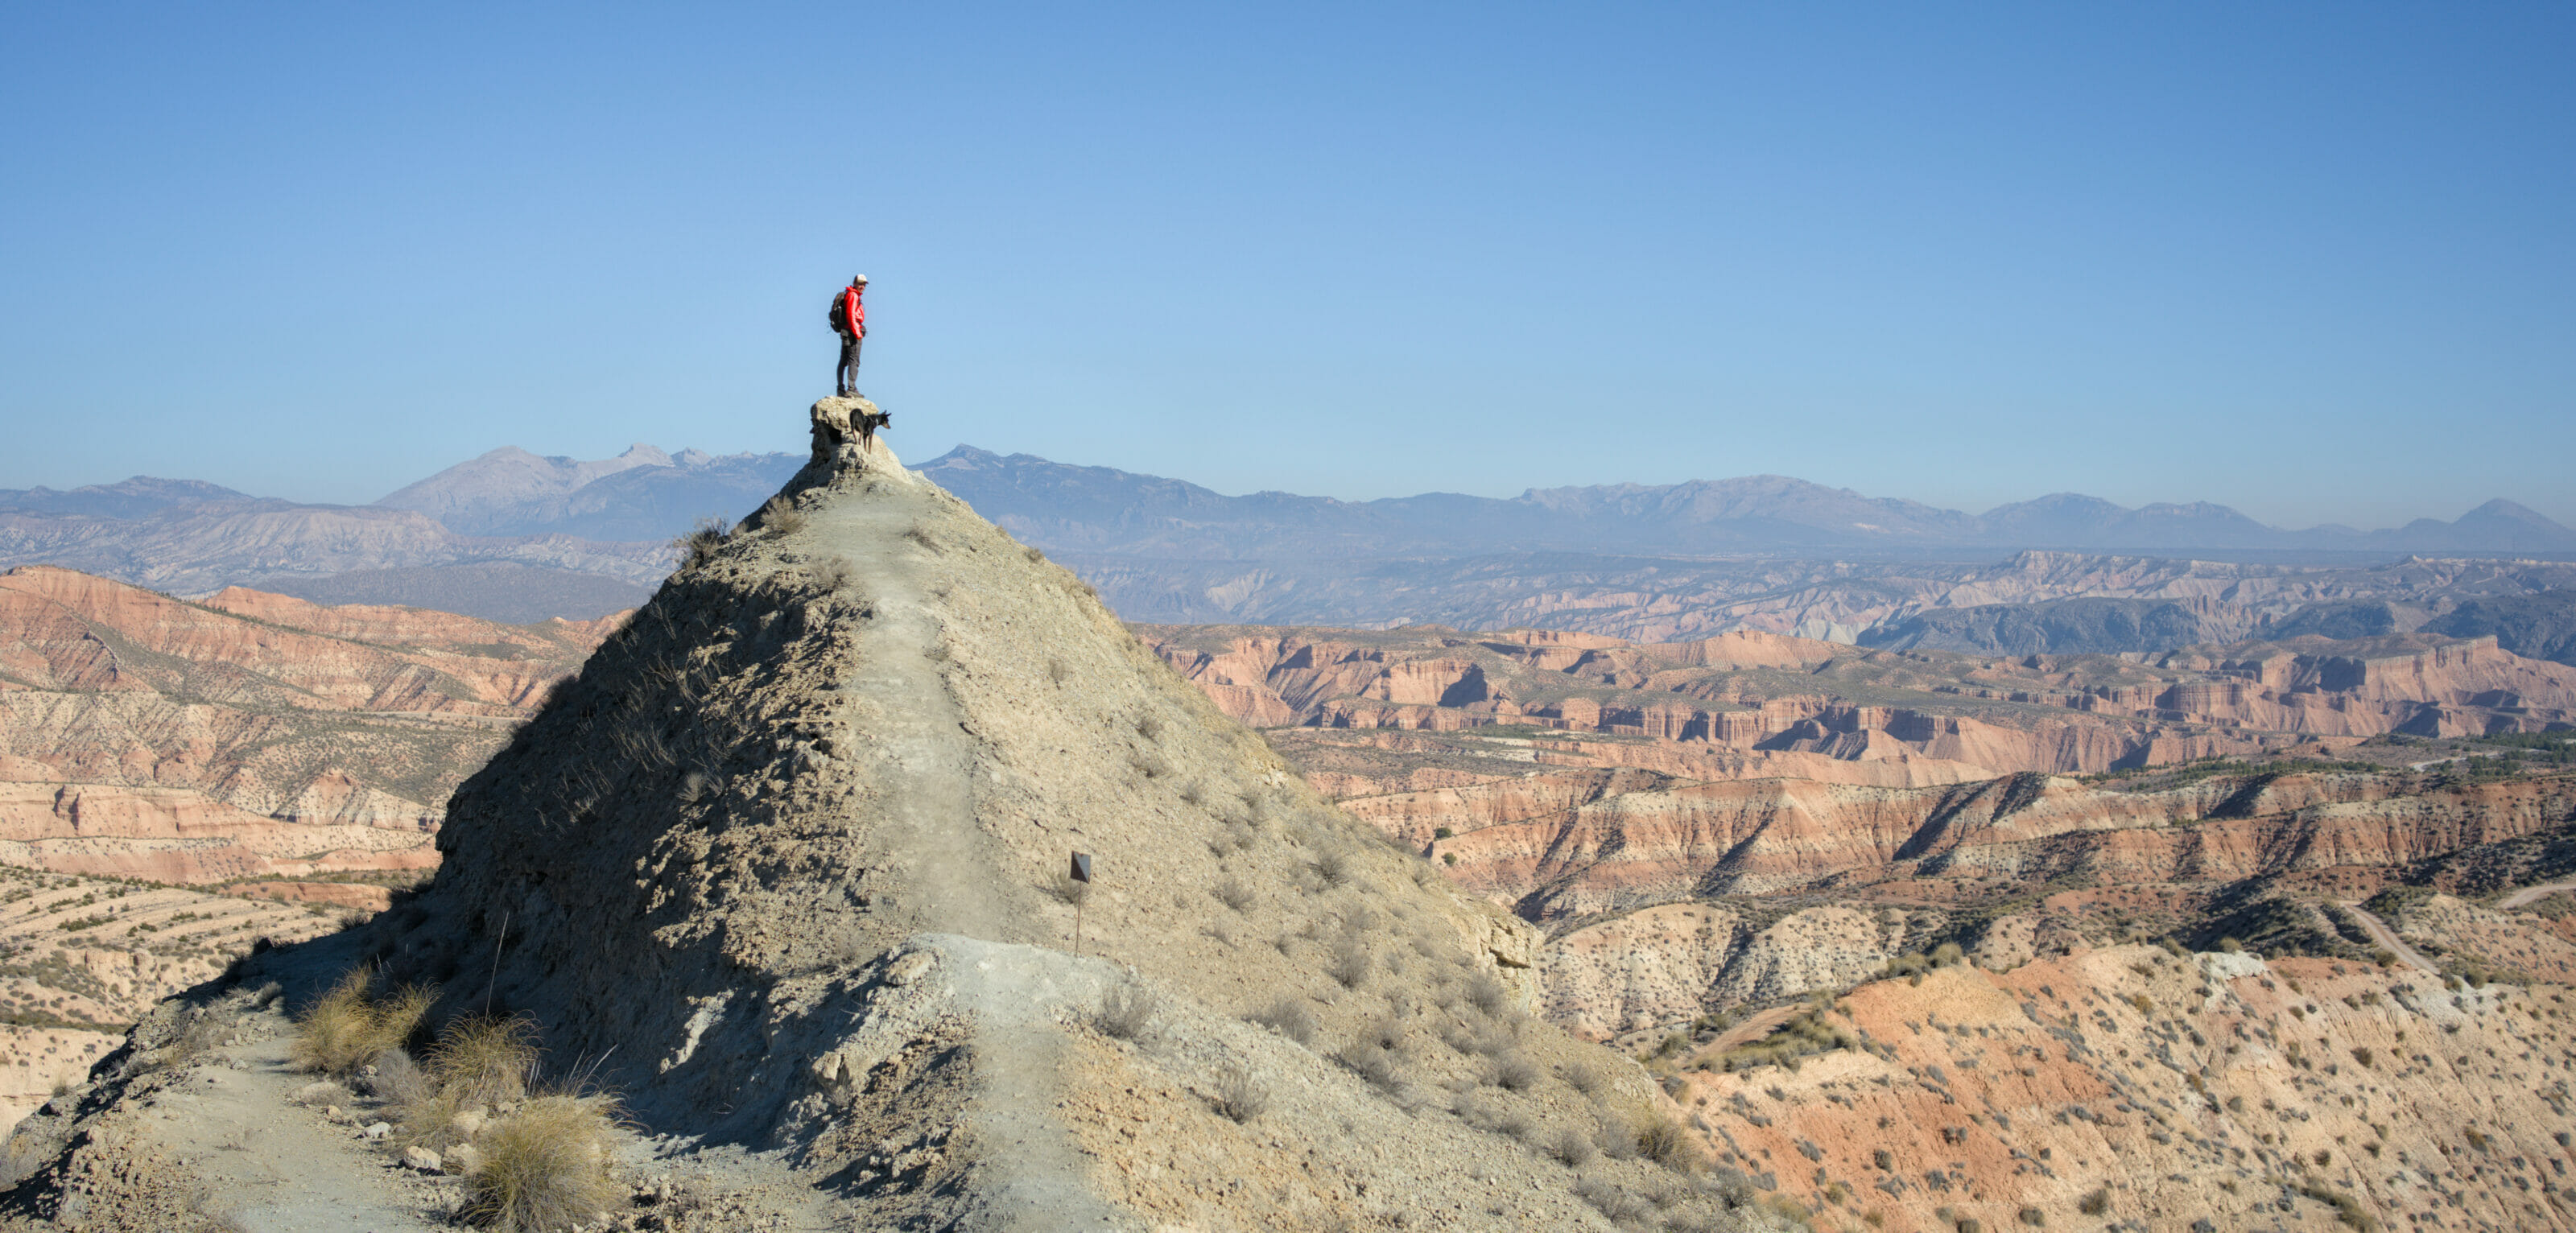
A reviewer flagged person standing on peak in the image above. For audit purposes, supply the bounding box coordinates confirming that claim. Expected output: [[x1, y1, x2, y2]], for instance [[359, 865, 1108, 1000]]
[[829, 274, 869, 396]]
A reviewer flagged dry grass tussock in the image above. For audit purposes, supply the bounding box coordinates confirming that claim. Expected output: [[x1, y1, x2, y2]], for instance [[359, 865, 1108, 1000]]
[[462, 1094, 625, 1232], [672, 517, 729, 571], [1096, 982, 1157, 1041], [291, 969, 434, 1076]]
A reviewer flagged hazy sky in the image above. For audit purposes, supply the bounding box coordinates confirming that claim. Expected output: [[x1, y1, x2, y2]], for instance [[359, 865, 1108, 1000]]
[[4, 4, 2570, 529]]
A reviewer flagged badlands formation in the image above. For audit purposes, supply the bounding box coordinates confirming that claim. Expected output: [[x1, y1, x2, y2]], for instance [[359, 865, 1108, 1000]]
[[0, 432, 2569, 1230], [0, 565, 614, 887], [0, 419, 1787, 1231]]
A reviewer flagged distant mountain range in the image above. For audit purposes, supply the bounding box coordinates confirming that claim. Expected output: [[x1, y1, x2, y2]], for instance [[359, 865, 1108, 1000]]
[[915, 447, 2576, 558], [3, 441, 2572, 636]]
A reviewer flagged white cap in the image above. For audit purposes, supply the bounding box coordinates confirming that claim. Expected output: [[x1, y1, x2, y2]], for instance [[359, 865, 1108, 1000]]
[[852, 274, 869, 284]]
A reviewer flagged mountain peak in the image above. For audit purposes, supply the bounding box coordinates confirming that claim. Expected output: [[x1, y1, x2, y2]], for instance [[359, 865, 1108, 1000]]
[[283, 422, 1692, 1227]]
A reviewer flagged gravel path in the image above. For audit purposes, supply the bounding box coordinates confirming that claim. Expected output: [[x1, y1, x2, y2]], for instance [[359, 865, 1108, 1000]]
[[2498, 879, 2576, 910], [141, 1006, 449, 1231], [2337, 901, 2438, 972], [804, 460, 1119, 1231]]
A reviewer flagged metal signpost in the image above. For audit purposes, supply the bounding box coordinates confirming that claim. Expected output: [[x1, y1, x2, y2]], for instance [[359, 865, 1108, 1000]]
[[1070, 852, 1092, 956]]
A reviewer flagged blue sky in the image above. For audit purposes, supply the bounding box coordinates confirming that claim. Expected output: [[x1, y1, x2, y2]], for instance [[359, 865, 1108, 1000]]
[[3, 3, 2570, 529]]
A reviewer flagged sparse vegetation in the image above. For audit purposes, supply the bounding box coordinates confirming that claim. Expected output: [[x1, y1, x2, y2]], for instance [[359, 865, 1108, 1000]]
[[1633, 1111, 1700, 1170], [2077, 1188, 2109, 1215], [1212, 877, 1254, 913], [806, 555, 854, 592]]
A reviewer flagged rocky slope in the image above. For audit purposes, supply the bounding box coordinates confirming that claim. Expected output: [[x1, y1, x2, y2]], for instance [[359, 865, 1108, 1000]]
[[0, 566, 614, 885], [1653, 946, 2574, 1231], [0, 419, 1781, 1231]]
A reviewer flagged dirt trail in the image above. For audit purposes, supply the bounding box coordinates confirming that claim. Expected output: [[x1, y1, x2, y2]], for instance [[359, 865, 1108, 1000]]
[[805, 460, 1010, 943], [801, 456, 1114, 1231], [124, 1006, 448, 1231], [2338, 900, 2438, 971], [2500, 879, 2576, 909]]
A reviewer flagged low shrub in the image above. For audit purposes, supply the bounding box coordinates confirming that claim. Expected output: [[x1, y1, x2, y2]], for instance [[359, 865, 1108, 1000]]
[[1212, 877, 1254, 913], [758, 497, 807, 536], [806, 556, 853, 592], [2077, 1188, 2109, 1215], [1333, 1044, 1402, 1093], [671, 517, 729, 571], [1561, 1062, 1604, 1097], [1489, 1053, 1542, 1092]]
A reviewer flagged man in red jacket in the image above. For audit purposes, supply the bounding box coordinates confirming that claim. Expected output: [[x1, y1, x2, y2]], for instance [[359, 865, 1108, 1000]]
[[829, 274, 868, 396]]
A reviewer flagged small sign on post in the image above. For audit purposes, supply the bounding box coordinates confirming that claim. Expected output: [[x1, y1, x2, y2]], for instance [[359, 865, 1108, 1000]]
[[1071, 852, 1092, 957]]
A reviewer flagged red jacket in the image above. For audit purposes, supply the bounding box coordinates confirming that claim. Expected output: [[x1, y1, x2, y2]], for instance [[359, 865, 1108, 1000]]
[[833, 287, 866, 337]]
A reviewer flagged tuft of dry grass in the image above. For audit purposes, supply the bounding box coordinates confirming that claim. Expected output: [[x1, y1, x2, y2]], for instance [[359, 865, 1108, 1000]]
[[1096, 982, 1157, 1041], [1210, 1066, 1268, 1124], [1546, 1125, 1597, 1167], [460, 1095, 623, 1232], [1212, 877, 1255, 913], [1247, 998, 1318, 1047], [429, 1016, 537, 1110], [1327, 935, 1373, 989], [671, 517, 729, 571], [759, 497, 807, 537], [292, 970, 434, 1076], [1635, 1111, 1701, 1171], [807, 556, 854, 592]]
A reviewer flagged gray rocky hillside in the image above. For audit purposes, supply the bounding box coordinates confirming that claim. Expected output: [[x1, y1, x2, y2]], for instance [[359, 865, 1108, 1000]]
[[0, 402, 1781, 1231]]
